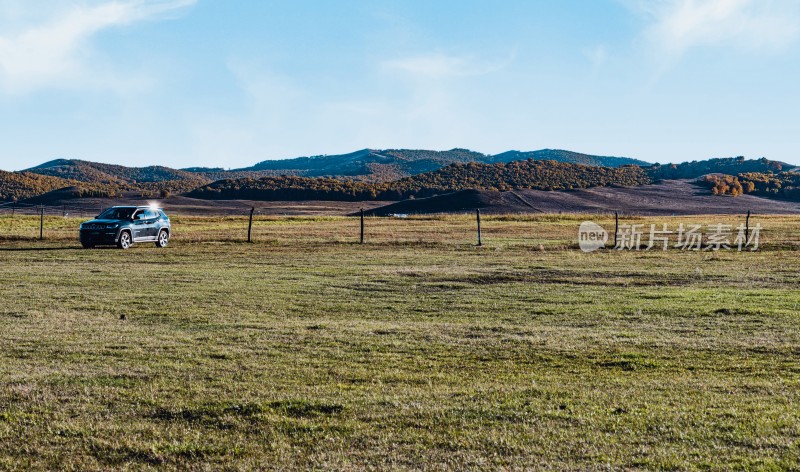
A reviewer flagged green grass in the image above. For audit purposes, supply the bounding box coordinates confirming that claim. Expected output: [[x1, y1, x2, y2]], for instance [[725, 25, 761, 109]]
[[1, 214, 799, 469]]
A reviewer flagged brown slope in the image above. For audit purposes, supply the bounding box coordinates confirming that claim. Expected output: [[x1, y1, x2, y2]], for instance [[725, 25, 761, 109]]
[[364, 180, 800, 216], [0, 170, 77, 202]]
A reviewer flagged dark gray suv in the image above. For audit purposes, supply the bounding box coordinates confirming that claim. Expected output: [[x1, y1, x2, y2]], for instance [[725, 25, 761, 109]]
[[79, 206, 171, 249]]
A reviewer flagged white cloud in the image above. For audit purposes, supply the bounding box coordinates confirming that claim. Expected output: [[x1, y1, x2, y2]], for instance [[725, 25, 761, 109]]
[[623, 0, 800, 55], [381, 51, 515, 79], [0, 0, 195, 94]]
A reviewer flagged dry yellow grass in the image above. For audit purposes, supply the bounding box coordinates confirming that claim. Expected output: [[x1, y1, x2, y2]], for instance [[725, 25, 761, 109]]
[[0, 214, 798, 469]]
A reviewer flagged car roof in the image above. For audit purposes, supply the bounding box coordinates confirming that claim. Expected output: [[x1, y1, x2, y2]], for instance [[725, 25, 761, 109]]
[[109, 206, 162, 210]]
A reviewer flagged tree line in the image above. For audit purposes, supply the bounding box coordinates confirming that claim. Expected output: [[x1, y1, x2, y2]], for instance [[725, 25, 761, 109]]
[[648, 157, 784, 180], [188, 160, 653, 201], [703, 172, 800, 200]]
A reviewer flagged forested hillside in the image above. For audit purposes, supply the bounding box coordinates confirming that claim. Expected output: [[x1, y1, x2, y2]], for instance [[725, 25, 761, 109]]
[[648, 157, 786, 180], [391, 160, 651, 196], [28, 159, 316, 189], [703, 172, 800, 200], [13, 148, 653, 201], [4, 153, 796, 203], [490, 149, 650, 167], [0, 171, 77, 201], [29, 159, 209, 185], [189, 160, 652, 201], [24, 159, 213, 199], [238, 148, 648, 181], [239, 148, 490, 181]]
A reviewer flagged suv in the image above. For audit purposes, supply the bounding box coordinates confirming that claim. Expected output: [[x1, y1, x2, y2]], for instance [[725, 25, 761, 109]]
[[80, 206, 171, 249]]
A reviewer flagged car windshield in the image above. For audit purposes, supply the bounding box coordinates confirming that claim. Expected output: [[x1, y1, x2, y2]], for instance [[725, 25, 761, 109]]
[[97, 207, 136, 220]]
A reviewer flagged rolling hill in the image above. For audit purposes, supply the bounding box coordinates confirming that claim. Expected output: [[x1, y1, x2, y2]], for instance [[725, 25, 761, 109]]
[[4, 152, 795, 206], [0, 170, 79, 202], [15, 149, 650, 200], [29, 159, 209, 185], [489, 149, 651, 167], [237, 148, 490, 181], [362, 180, 800, 216], [26, 158, 337, 188], [23, 159, 213, 199], [188, 160, 652, 202], [237, 148, 649, 181], [648, 157, 788, 180]]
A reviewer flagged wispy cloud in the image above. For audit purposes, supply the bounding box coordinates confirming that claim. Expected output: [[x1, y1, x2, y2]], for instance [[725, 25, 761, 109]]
[[583, 45, 608, 68], [381, 51, 515, 80], [0, 0, 195, 94], [623, 0, 800, 56]]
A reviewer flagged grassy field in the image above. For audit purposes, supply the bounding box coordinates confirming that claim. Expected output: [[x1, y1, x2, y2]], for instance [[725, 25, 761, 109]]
[[1, 214, 799, 470]]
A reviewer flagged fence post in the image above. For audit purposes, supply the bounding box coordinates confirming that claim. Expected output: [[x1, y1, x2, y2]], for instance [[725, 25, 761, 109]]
[[360, 208, 365, 244], [614, 211, 619, 248], [745, 210, 751, 242], [39, 206, 44, 241], [247, 207, 255, 243], [476, 209, 482, 246]]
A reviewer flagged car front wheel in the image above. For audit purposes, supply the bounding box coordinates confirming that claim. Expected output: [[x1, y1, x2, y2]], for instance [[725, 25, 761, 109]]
[[155, 230, 169, 248], [117, 231, 132, 250]]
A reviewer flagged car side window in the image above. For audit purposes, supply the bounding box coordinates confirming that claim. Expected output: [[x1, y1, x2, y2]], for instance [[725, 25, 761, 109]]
[[134, 210, 146, 220], [145, 209, 159, 219]]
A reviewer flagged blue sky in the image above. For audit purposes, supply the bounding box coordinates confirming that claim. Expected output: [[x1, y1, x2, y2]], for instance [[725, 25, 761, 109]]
[[1, 0, 799, 171]]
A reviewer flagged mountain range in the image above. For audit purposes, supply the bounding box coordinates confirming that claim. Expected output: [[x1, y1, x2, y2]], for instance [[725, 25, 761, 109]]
[[235, 148, 651, 181], [21, 148, 648, 186], [0, 148, 794, 203]]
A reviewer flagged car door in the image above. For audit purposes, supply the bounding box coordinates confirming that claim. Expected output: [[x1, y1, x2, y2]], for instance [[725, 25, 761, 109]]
[[132, 210, 150, 240], [144, 209, 160, 238]]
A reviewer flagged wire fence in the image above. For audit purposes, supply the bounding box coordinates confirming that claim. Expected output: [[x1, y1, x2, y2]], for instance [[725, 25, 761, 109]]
[[1, 202, 798, 250], [0, 201, 110, 218]]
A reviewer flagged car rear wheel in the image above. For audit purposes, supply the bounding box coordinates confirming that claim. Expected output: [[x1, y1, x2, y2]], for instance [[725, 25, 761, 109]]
[[117, 231, 132, 250], [155, 230, 169, 248]]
